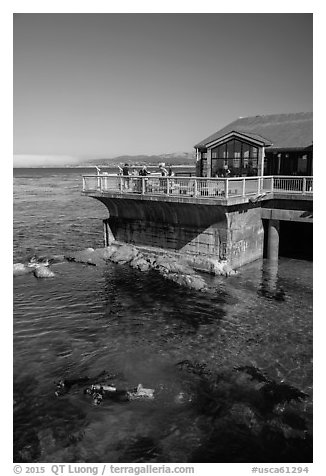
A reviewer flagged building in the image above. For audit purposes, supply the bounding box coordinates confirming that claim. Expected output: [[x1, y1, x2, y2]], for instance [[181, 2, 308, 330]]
[[83, 112, 313, 269], [194, 112, 313, 178]]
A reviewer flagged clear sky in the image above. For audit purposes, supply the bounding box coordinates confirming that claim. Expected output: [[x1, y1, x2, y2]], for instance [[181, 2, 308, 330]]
[[13, 13, 312, 163]]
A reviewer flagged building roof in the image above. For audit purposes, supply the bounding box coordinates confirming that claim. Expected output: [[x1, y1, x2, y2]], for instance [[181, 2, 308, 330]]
[[195, 112, 313, 150]]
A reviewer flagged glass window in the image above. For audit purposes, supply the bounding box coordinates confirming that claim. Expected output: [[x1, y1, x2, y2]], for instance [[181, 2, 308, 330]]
[[209, 138, 260, 177], [234, 140, 242, 158], [298, 155, 308, 174], [212, 158, 225, 176], [250, 146, 258, 169], [219, 143, 227, 158], [226, 140, 234, 158], [251, 146, 258, 158], [243, 143, 250, 158]]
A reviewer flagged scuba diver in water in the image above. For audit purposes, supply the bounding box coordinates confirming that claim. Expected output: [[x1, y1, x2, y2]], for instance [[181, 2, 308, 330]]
[[55, 373, 154, 405], [84, 383, 155, 405]]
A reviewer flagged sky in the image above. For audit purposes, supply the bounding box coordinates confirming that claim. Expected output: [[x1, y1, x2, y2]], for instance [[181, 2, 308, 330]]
[[13, 13, 313, 165]]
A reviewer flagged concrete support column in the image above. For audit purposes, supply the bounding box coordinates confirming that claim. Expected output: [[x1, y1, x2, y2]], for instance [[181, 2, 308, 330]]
[[207, 149, 212, 177], [103, 219, 115, 246], [267, 219, 280, 261]]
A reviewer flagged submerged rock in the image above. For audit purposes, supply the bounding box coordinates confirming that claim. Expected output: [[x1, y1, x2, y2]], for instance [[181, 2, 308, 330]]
[[164, 272, 207, 291], [33, 266, 55, 278], [13, 263, 33, 277]]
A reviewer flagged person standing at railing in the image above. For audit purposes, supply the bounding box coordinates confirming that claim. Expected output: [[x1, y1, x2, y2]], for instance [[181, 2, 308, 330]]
[[95, 166, 101, 189], [122, 163, 130, 189], [159, 163, 168, 176], [158, 163, 168, 193], [139, 165, 150, 176], [139, 165, 150, 192]]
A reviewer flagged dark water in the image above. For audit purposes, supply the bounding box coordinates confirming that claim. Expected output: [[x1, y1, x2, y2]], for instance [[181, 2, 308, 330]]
[[13, 168, 313, 463]]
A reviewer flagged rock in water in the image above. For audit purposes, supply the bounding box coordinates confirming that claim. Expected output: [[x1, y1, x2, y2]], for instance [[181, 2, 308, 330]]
[[129, 255, 152, 271], [14, 263, 33, 276], [164, 272, 207, 291], [155, 256, 195, 275], [108, 244, 140, 264], [65, 247, 95, 264], [33, 266, 55, 278]]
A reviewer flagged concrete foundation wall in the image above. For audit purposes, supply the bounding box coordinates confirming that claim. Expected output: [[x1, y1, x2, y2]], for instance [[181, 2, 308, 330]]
[[226, 206, 264, 268], [108, 217, 225, 257], [97, 197, 265, 269]]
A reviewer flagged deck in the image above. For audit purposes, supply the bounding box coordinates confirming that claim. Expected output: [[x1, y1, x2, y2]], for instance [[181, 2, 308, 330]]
[[82, 175, 313, 205]]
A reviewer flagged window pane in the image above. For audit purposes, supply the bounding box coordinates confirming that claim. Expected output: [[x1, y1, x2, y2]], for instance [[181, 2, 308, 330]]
[[226, 140, 234, 158], [233, 158, 241, 168], [218, 143, 227, 158], [234, 140, 241, 158], [211, 158, 225, 176], [243, 143, 250, 159], [250, 146, 258, 169], [251, 146, 258, 159]]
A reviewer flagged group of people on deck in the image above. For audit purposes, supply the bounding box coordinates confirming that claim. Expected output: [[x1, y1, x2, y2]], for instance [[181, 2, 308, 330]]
[[119, 163, 174, 177]]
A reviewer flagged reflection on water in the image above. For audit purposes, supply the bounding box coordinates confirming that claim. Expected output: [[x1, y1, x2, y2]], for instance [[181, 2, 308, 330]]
[[13, 170, 313, 463], [258, 261, 285, 301]]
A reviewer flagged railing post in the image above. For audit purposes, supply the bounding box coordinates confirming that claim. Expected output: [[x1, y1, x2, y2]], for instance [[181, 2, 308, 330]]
[[225, 179, 229, 198], [194, 179, 198, 197], [82, 176, 86, 191], [271, 176, 274, 192], [302, 177, 306, 195], [119, 176, 122, 192], [141, 178, 145, 195], [167, 178, 170, 195], [242, 178, 246, 197]]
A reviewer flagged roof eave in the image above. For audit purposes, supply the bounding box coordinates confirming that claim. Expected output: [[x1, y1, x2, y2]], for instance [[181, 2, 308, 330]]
[[195, 130, 272, 149]]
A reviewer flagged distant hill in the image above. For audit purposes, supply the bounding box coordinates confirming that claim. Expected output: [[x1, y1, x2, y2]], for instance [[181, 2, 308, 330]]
[[80, 152, 195, 167]]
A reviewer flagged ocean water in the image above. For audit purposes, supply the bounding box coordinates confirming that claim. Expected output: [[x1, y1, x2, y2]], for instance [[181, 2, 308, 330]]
[[13, 168, 313, 463]]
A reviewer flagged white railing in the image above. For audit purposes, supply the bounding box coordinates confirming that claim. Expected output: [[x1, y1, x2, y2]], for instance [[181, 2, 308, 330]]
[[82, 174, 313, 199], [270, 176, 313, 194]]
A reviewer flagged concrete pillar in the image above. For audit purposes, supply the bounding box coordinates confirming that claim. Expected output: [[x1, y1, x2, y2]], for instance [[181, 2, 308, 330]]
[[263, 261, 279, 294], [103, 219, 115, 246], [267, 219, 280, 261], [207, 149, 212, 177]]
